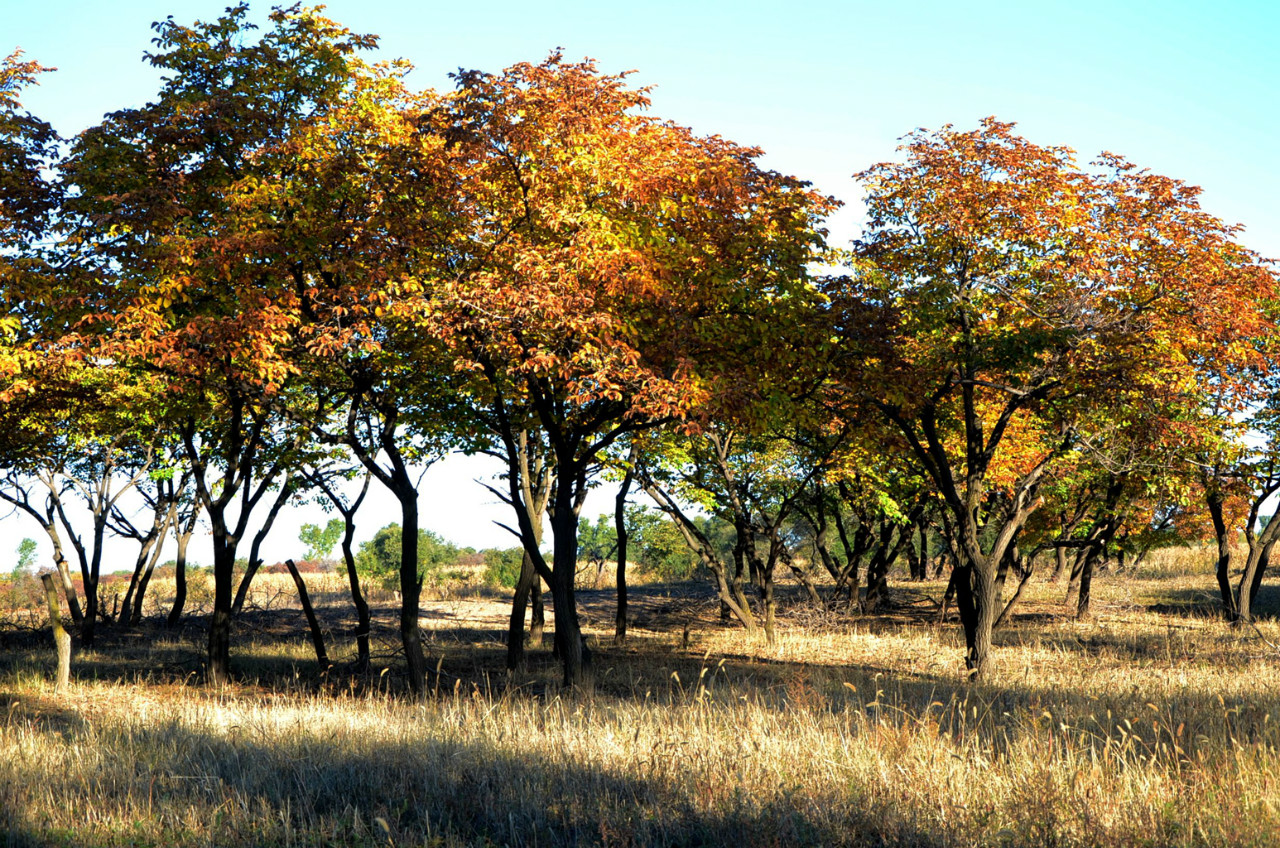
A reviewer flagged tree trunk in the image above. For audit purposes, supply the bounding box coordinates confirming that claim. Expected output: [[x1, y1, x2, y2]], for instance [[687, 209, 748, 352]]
[[40, 573, 71, 694], [915, 520, 930, 581], [1237, 540, 1275, 623], [530, 578, 545, 644], [1207, 491, 1238, 620], [549, 478, 589, 689], [614, 465, 633, 646], [120, 518, 166, 626], [955, 560, 998, 681], [231, 478, 294, 615], [994, 552, 1035, 629], [1076, 548, 1097, 619], [761, 561, 777, 645], [937, 566, 958, 624], [129, 531, 168, 625], [207, 529, 234, 686], [394, 482, 428, 696], [507, 550, 537, 671], [1050, 545, 1067, 583], [167, 515, 196, 627], [341, 516, 370, 672], [992, 543, 1016, 609], [284, 559, 328, 669], [783, 547, 823, 606]]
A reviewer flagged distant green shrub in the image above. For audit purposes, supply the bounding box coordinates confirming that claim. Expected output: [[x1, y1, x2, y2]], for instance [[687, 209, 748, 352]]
[[355, 524, 459, 590], [482, 547, 525, 589]]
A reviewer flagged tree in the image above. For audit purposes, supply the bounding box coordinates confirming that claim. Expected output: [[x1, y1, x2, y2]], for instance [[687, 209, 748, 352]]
[[13, 538, 36, 575], [577, 513, 618, 588], [300, 518, 344, 563], [421, 55, 834, 686], [0, 49, 59, 371], [62, 5, 382, 684], [844, 118, 1276, 680], [302, 465, 372, 670], [354, 523, 458, 590]]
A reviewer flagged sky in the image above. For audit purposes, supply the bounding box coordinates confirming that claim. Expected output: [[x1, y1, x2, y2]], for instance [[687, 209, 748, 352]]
[[3, 0, 1278, 568]]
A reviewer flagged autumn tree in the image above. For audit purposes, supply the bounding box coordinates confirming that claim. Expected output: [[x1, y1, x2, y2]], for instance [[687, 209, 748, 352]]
[[419, 55, 834, 686], [846, 119, 1276, 680], [0, 49, 59, 376], [62, 5, 381, 684]]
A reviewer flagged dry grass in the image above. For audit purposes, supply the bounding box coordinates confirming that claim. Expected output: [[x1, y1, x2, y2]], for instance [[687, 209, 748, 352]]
[[4, 549, 1280, 846]]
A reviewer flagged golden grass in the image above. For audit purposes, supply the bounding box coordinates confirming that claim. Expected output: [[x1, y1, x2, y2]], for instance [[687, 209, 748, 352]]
[[4, 552, 1280, 846]]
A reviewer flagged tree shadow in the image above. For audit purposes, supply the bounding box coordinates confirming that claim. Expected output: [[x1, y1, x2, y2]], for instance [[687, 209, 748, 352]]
[[0, 707, 947, 848], [1146, 582, 1280, 620]]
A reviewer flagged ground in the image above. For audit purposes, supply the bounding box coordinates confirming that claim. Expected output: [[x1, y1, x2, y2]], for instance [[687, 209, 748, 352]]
[[3, 555, 1280, 847]]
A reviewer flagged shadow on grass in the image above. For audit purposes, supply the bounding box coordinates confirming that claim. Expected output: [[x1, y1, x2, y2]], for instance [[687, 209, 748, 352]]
[[0, 710, 942, 848], [1146, 582, 1280, 620]]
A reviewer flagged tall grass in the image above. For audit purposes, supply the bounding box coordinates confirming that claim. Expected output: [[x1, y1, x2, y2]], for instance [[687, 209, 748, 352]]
[[3, 554, 1280, 846]]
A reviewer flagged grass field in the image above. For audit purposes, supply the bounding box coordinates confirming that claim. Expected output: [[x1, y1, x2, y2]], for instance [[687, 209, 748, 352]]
[[4, 554, 1280, 846]]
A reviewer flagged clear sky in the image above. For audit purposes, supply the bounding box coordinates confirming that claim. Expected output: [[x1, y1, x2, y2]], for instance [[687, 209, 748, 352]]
[[3, 0, 1278, 566]]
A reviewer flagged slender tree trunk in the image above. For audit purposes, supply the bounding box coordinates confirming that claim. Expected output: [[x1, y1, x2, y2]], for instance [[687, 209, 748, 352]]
[[1075, 528, 1116, 621], [394, 483, 428, 696], [1065, 545, 1089, 605], [53, 555, 83, 625], [130, 532, 168, 625], [937, 566, 958, 623], [81, 571, 99, 648], [118, 563, 144, 625], [783, 546, 823, 606], [120, 517, 166, 626], [1207, 491, 1238, 620], [167, 517, 196, 627], [231, 479, 294, 615], [507, 550, 536, 671], [915, 520, 930, 581], [284, 559, 328, 669], [995, 551, 1035, 629], [341, 517, 370, 672], [530, 578, 545, 644], [761, 560, 777, 644], [1249, 541, 1273, 613], [1051, 545, 1067, 583], [992, 543, 1015, 610], [614, 465, 633, 646]]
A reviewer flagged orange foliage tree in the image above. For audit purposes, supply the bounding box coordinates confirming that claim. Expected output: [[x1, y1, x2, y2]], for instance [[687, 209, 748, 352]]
[[62, 5, 381, 684], [418, 56, 835, 686], [845, 118, 1276, 679]]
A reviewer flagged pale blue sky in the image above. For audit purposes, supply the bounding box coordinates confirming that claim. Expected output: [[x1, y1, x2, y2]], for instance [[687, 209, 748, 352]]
[[3, 0, 1277, 560]]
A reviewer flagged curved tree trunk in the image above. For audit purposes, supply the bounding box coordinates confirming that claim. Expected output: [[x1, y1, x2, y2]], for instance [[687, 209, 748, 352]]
[[507, 550, 537, 671], [994, 551, 1035, 629], [1207, 491, 1238, 620], [231, 477, 295, 615], [167, 511, 197, 627], [341, 515, 371, 672]]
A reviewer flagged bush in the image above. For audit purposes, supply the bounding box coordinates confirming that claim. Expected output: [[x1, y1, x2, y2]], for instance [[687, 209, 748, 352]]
[[355, 524, 459, 590], [627, 506, 700, 580], [482, 547, 525, 589]]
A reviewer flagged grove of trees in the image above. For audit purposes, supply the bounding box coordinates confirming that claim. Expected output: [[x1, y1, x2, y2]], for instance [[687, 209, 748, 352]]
[[3, 5, 1278, 689]]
